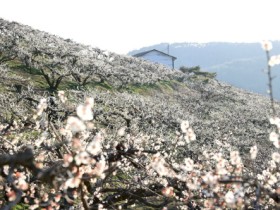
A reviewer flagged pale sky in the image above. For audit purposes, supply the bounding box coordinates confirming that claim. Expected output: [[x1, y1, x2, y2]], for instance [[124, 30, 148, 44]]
[[0, 0, 279, 54]]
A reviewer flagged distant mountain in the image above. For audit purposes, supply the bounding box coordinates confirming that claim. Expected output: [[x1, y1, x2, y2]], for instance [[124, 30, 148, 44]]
[[129, 42, 280, 99]]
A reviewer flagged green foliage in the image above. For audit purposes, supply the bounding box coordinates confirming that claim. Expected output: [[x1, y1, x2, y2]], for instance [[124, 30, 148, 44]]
[[125, 80, 184, 95], [179, 65, 201, 74], [85, 80, 113, 91], [12, 204, 29, 210], [179, 65, 217, 82]]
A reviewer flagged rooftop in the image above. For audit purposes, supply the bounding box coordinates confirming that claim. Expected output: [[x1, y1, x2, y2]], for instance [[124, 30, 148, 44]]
[[133, 49, 177, 60]]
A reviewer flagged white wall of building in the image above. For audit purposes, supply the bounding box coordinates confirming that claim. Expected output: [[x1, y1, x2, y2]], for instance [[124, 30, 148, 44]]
[[140, 51, 174, 69]]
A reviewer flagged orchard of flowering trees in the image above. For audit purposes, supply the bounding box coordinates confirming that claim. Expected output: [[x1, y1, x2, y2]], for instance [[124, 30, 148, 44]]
[[0, 18, 185, 93], [0, 18, 280, 209]]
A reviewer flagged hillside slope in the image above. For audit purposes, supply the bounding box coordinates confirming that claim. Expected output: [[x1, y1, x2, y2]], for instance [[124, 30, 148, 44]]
[[0, 18, 280, 209], [0, 18, 276, 160]]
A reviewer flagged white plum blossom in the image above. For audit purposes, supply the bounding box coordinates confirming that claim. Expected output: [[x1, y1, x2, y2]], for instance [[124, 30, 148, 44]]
[[34, 98, 47, 118], [180, 120, 196, 143], [150, 153, 175, 177], [161, 186, 174, 197], [257, 174, 264, 181], [261, 40, 272, 51], [66, 116, 86, 133], [76, 97, 94, 121], [230, 151, 242, 165], [202, 172, 218, 185], [216, 158, 229, 175], [184, 127, 196, 143], [87, 132, 103, 156], [181, 158, 194, 171], [58, 90, 67, 103], [250, 145, 258, 159], [85, 97, 94, 108], [63, 153, 74, 167], [59, 127, 73, 141], [5, 187, 16, 202], [64, 177, 81, 189], [225, 191, 236, 207], [14, 172, 29, 191], [3, 165, 9, 175], [269, 55, 280, 67], [77, 104, 93, 121], [272, 152, 280, 163], [15, 178, 29, 191], [269, 131, 279, 148], [269, 117, 280, 128], [268, 160, 277, 170], [273, 140, 280, 148], [117, 127, 126, 136], [180, 120, 189, 133], [74, 151, 90, 166], [92, 157, 107, 177], [268, 175, 278, 186]]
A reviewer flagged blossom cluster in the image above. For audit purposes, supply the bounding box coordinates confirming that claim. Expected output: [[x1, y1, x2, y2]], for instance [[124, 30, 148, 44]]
[[0, 89, 279, 209]]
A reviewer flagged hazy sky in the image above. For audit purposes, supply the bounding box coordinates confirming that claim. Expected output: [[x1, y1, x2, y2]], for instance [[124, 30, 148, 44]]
[[0, 0, 279, 54]]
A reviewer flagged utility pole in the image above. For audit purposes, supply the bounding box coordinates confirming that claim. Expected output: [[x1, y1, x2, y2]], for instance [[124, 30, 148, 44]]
[[167, 44, 170, 54]]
